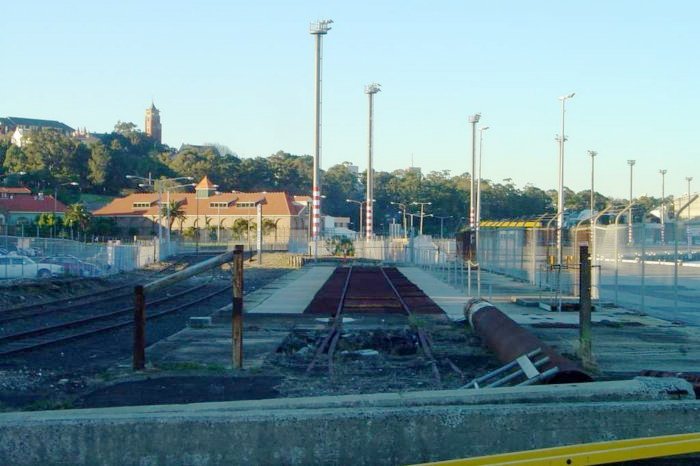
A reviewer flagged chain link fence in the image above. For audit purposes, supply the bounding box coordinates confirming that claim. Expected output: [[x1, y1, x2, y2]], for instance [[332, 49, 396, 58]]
[[0, 235, 158, 281]]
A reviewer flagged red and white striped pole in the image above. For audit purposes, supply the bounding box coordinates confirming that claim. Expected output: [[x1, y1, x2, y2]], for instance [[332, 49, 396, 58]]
[[365, 83, 381, 240], [310, 19, 332, 259]]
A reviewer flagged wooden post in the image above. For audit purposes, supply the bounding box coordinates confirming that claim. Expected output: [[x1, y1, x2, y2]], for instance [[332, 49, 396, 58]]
[[232, 245, 244, 369], [579, 244, 592, 367], [133, 285, 146, 371]]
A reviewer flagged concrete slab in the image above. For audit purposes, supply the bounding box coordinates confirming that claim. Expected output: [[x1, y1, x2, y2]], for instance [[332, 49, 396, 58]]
[[399, 267, 468, 320], [246, 265, 335, 314]]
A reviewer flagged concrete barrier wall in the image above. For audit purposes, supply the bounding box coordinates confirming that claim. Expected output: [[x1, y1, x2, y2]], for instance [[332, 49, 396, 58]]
[[0, 378, 698, 465]]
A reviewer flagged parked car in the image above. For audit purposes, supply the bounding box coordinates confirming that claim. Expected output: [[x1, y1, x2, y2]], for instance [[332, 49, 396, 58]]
[[15, 247, 42, 257], [0, 247, 9, 256], [0, 256, 64, 279], [39, 255, 103, 277]]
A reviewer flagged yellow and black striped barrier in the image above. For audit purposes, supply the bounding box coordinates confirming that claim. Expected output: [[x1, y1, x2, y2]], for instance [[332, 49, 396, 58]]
[[412, 432, 700, 465]]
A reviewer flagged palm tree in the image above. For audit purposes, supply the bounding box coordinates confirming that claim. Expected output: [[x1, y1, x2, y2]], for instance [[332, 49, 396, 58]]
[[160, 201, 185, 230], [231, 218, 250, 240]]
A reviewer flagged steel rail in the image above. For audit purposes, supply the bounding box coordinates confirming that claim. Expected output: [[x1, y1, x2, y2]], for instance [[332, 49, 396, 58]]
[[380, 267, 442, 383], [0, 282, 212, 346], [0, 253, 212, 317], [0, 284, 231, 356], [306, 266, 354, 374]]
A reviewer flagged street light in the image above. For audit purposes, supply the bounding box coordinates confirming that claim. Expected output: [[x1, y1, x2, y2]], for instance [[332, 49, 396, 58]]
[[126, 175, 194, 258], [468, 113, 481, 234], [627, 160, 635, 244], [556, 92, 575, 268], [347, 199, 366, 238], [412, 201, 432, 236], [53, 182, 79, 238], [310, 19, 333, 260], [164, 183, 196, 253], [686, 176, 694, 219], [390, 201, 408, 239], [433, 215, 452, 239], [365, 82, 381, 241], [588, 150, 597, 245], [477, 126, 489, 263], [660, 169, 667, 244]]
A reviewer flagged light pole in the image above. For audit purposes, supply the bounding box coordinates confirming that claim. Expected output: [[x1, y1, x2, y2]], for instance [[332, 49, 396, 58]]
[[346, 199, 365, 238], [660, 169, 667, 244], [588, 150, 597, 244], [412, 201, 432, 236], [310, 19, 333, 260], [477, 126, 489, 263], [627, 160, 635, 244], [365, 82, 381, 240], [53, 181, 79, 238], [434, 216, 452, 239], [556, 92, 575, 268], [686, 176, 694, 219], [165, 183, 196, 254], [390, 201, 408, 239], [127, 175, 193, 257], [468, 113, 481, 236]]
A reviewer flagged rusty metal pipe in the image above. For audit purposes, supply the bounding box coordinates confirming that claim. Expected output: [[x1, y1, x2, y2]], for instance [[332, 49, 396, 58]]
[[465, 300, 592, 384]]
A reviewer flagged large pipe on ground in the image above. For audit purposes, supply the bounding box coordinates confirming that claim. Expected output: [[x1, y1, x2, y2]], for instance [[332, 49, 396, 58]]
[[465, 299, 592, 384]]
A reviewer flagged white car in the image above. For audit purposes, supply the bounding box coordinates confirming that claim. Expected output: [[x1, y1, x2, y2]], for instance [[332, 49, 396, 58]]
[[0, 256, 65, 279]]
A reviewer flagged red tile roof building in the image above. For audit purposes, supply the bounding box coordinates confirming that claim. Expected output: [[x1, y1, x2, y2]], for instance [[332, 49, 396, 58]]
[[93, 177, 308, 242], [0, 193, 67, 227]]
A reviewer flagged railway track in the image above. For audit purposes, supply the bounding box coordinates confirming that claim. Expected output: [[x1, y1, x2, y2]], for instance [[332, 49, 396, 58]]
[[0, 253, 219, 322], [305, 266, 444, 380], [0, 281, 231, 357]]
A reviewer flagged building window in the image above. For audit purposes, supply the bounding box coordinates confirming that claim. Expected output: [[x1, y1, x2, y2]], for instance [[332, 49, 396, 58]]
[[236, 202, 255, 208], [209, 202, 229, 208], [132, 202, 151, 208]]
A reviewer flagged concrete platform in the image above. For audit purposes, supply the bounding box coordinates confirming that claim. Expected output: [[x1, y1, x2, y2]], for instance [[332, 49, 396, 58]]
[[245, 265, 335, 314], [1, 378, 697, 466]]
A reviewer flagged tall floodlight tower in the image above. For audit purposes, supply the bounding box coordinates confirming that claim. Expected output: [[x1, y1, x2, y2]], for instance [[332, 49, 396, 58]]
[[309, 19, 333, 259], [468, 113, 481, 262], [556, 92, 575, 267], [365, 83, 381, 240]]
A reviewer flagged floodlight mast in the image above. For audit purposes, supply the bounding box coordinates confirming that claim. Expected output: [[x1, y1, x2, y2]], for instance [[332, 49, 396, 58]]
[[309, 19, 333, 260], [365, 82, 381, 240]]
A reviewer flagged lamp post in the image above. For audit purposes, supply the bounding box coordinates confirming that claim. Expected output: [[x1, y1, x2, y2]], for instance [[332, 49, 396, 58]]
[[627, 160, 635, 244], [165, 182, 196, 254], [365, 82, 381, 240], [556, 92, 575, 268], [660, 169, 667, 244], [588, 150, 597, 244], [390, 201, 408, 239], [468, 113, 481, 235], [346, 199, 365, 238], [310, 19, 333, 260], [687, 176, 694, 220], [127, 175, 193, 258], [53, 181, 79, 238], [434, 216, 452, 239], [412, 201, 432, 236], [477, 126, 489, 263]]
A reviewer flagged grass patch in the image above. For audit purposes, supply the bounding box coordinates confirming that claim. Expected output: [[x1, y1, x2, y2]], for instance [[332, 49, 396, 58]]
[[25, 399, 74, 411]]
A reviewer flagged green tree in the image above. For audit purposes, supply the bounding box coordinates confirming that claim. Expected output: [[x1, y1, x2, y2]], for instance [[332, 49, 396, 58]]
[[87, 141, 111, 188], [160, 200, 186, 230], [64, 204, 92, 239]]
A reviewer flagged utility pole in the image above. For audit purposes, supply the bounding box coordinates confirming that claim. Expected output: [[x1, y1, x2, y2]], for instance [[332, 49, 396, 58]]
[[468, 113, 480, 257], [660, 169, 667, 244], [687, 176, 694, 220], [310, 19, 333, 260], [365, 82, 381, 240], [412, 201, 432, 236], [627, 160, 635, 244], [556, 93, 575, 268]]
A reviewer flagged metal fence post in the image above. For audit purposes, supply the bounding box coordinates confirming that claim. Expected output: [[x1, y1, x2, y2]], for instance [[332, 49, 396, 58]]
[[232, 245, 244, 369], [579, 245, 592, 367], [133, 285, 146, 371]]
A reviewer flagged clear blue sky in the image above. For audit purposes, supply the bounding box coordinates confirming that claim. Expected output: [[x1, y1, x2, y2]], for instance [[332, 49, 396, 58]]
[[3, 1, 698, 199]]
